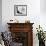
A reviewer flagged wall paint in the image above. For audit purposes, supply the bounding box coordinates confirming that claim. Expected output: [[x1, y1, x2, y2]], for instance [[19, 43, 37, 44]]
[[40, 0, 46, 14], [40, 0, 46, 31], [0, 0, 2, 32]]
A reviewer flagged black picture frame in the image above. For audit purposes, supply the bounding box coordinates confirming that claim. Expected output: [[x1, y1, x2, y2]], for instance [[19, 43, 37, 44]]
[[14, 5, 27, 16]]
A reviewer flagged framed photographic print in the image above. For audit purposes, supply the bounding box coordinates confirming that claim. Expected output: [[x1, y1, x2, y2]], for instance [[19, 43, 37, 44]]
[[14, 5, 27, 16]]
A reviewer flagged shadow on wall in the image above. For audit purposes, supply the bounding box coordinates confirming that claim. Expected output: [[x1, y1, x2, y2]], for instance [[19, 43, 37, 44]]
[[0, 0, 2, 32], [40, 0, 46, 14]]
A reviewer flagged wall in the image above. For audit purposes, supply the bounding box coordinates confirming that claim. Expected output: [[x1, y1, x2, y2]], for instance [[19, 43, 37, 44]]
[[2, 0, 40, 30], [40, 0, 46, 31], [40, 0, 46, 14], [0, 0, 2, 32]]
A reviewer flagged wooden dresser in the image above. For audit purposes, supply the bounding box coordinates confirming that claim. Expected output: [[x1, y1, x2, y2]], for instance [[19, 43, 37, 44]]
[[7, 23, 34, 46]]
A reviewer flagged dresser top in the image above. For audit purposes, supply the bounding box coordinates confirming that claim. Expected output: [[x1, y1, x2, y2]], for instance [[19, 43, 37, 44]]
[[7, 23, 34, 25]]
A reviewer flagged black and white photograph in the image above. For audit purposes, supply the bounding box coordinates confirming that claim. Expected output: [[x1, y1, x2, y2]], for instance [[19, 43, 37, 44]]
[[14, 5, 27, 16]]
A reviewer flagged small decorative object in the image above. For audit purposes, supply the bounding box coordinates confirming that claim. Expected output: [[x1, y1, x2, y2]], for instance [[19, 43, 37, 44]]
[[10, 20, 13, 21], [36, 25, 45, 46], [14, 5, 27, 16], [9, 19, 19, 23], [25, 20, 30, 23]]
